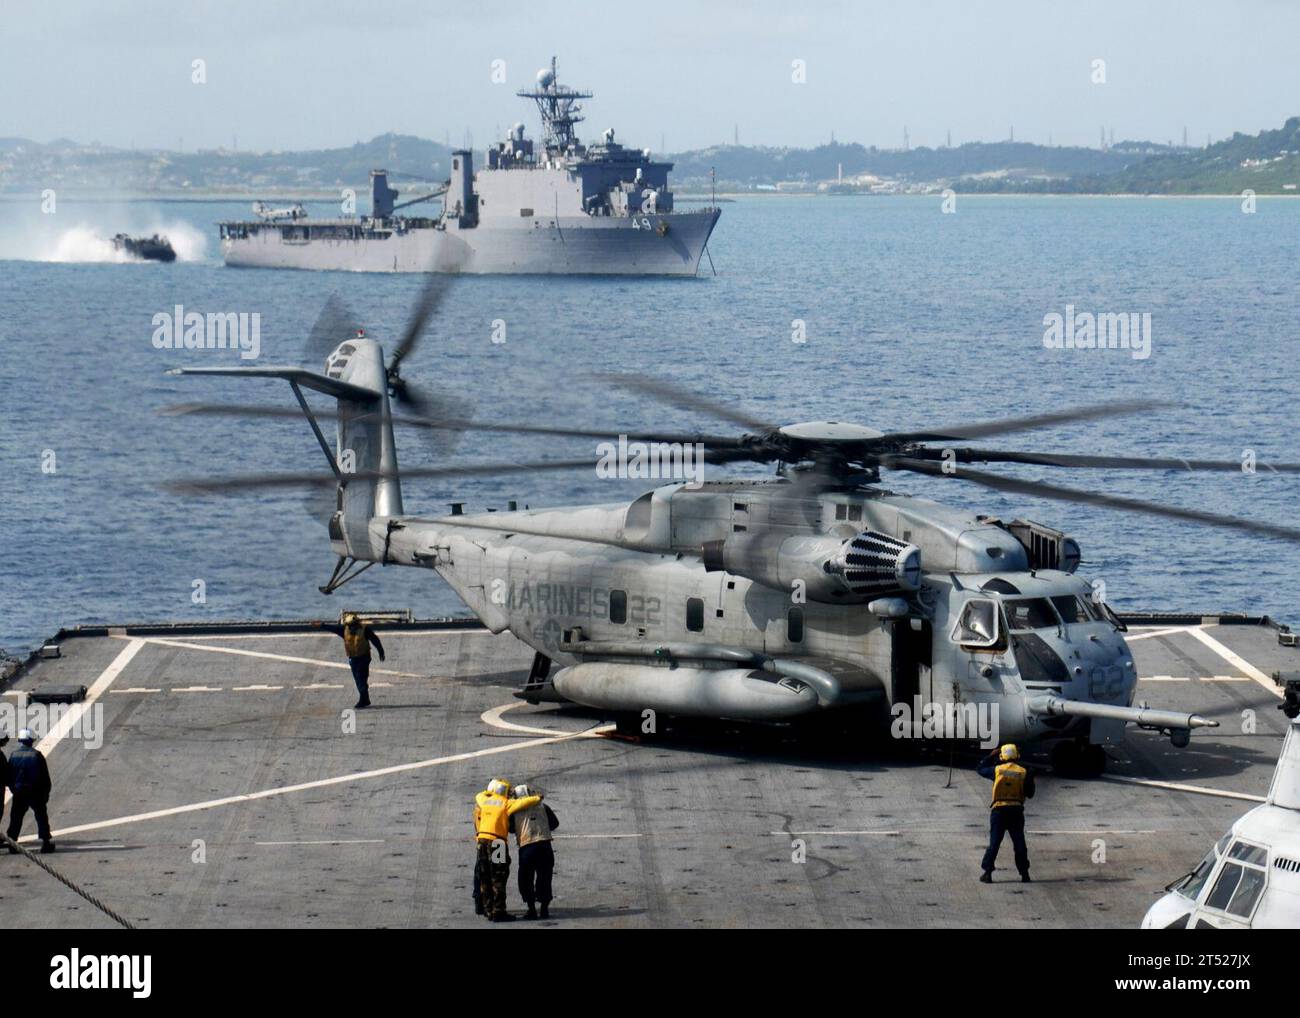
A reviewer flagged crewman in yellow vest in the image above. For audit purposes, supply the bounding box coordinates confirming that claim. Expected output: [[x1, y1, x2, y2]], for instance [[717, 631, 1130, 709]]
[[473, 778, 542, 922], [977, 744, 1035, 883], [325, 613, 385, 709]]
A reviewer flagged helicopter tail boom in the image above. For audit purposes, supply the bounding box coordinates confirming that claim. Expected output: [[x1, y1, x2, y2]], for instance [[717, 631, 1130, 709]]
[[166, 338, 405, 529]]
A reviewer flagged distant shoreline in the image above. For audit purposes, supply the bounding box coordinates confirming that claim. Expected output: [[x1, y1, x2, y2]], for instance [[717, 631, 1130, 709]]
[[0, 190, 1295, 203]]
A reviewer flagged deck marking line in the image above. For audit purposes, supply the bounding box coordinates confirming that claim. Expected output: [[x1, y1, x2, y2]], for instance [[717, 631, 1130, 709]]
[[112, 635, 424, 678], [1126, 627, 1198, 642], [255, 839, 385, 846], [772, 828, 1158, 836], [1101, 774, 1266, 803], [37, 638, 144, 753], [4, 638, 145, 810], [24, 723, 613, 844], [480, 701, 614, 737], [1186, 627, 1282, 697], [166, 629, 490, 641]]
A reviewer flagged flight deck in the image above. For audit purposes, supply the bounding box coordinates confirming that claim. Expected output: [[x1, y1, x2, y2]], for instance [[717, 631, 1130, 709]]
[[0, 613, 1295, 929]]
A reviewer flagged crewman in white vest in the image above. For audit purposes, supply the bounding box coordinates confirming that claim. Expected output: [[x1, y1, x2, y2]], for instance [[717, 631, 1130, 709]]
[[509, 783, 560, 919]]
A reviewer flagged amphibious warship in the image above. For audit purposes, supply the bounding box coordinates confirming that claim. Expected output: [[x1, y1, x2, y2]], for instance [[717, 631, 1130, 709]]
[[218, 59, 719, 275]]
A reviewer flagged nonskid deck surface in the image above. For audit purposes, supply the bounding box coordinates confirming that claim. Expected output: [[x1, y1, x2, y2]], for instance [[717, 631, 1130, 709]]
[[0, 616, 1293, 929]]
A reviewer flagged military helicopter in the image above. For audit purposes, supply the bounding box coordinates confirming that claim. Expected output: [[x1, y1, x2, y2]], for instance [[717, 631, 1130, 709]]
[[1142, 678, 1300, 928], [164, 277, 1300, 775]]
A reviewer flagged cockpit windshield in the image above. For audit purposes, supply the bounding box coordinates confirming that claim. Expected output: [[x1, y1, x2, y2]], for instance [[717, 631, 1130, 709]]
[[1050, 594, 1105, 624], [1004, 598, 1058, 631], [1174, 846, 1219, 901]]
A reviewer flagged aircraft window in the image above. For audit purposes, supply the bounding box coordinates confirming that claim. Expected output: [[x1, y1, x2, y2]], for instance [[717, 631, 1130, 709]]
[[1162, 913, 1190, 929], [1228, 841, 1268, 865], [1175, 848, 1218, 901], [1005, 598, 1058, 631], [847, 505, 862, 522], [1050, 595, 1093, 624], [686, 597, 704, 632], [610, 589, 627, 625], [953, 599, 999, 647], [1225, 865, 1266, 917], [1205, 863, 1245, 912], [835, 505, 848, 521], [787, 607, 804, 644]]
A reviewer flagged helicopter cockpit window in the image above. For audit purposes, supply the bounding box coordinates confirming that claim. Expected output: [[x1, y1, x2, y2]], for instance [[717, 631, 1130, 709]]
[[1174, 846, 1219, 901], [953, 599, 999, 648], [1004, 598, 1058, 631], [1050, 595, 1097, 624], [1204, 848, 1268, 919]]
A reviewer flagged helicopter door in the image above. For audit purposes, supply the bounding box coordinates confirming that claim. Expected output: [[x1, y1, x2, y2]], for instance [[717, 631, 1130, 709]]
[[891, 618, 932, 707]]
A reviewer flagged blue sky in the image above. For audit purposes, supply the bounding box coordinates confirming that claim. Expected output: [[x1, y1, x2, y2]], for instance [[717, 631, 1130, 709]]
[[3, 0, 1296, 152]]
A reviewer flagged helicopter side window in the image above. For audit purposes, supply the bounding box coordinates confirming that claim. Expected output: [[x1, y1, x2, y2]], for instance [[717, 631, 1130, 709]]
[[787, 607, 804, 644], [1005, 598, 1058, 631], [610, 589, 627, 625], [686, 597, 704, 633], [952, 599, 999, 648]]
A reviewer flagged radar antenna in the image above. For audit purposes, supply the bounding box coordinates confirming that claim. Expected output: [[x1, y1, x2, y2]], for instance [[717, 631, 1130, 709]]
[[516, 56, 592, 154]]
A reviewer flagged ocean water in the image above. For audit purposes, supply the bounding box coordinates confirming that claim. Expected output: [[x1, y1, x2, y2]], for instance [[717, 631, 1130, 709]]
[[2, 194, 1298, 655]]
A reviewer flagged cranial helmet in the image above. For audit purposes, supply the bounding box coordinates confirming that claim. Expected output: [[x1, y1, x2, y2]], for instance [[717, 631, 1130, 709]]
[[487, 778, 510, 796], [1000, 744, 1020, 761], [512, 784, 531, 798]]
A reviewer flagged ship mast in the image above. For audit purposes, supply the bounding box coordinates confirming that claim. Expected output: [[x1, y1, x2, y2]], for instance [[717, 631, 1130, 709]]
[[516, 56, 592, 155]]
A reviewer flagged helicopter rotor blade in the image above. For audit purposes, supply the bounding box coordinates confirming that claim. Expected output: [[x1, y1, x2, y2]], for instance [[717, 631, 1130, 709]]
[[389, 272, 449, 373], [165, 457, 603, 496], [905, 446, 1300, 473], [883, 455, 1300, 544], [882, 400, 1171, 444], [159, 402, 752, 449], [166, 439, 755, 495], [593, 372, 778, 433]]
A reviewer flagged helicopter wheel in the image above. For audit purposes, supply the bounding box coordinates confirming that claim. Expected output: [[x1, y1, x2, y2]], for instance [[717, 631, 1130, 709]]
[[613, 713, 644, 738], [1049, 740, 1079, 774], [1080, 743, 1108, 776], [1051, 739, 1107, 776]]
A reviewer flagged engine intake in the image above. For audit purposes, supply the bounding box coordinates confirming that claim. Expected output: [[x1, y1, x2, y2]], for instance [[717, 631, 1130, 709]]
[[703, 529, 921, 604]]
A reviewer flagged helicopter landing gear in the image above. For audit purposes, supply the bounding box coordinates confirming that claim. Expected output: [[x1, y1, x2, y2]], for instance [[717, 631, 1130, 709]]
[[1050, 739, 1107, 777], [612, 713, 644, 738]]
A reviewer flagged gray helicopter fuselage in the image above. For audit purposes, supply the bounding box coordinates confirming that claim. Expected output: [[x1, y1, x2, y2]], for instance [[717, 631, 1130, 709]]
[[334, 478, 1137, 742]]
